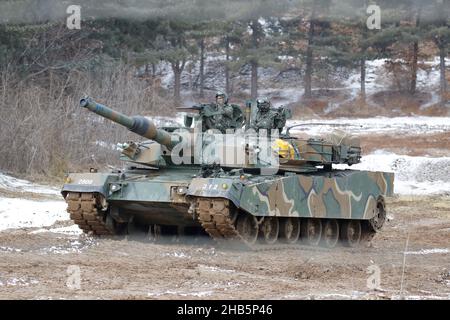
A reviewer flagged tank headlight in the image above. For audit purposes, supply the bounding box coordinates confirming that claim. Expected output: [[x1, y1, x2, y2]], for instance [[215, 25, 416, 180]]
[[222, 183, 229, 190], [64, 177, 72, 184], [110, 184, 121, 192], [177, 186, 187, 195]]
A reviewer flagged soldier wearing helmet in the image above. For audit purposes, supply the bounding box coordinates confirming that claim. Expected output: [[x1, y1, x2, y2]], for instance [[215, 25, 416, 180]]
[[250, 97, 291, 134], [215, 91, 228, 107], [200, 91, 244, 133]]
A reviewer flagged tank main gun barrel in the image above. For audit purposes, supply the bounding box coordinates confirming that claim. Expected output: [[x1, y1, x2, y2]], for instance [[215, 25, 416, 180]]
[[79, 97, 177, 150]]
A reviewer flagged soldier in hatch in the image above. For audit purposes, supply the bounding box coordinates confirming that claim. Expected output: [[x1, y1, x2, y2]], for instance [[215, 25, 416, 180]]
[[250, 97, 290, 134], [200, 91, 244, 133]]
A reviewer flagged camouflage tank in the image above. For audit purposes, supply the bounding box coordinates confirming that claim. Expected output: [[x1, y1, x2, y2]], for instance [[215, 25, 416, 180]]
[[61, 97, 394, 249]]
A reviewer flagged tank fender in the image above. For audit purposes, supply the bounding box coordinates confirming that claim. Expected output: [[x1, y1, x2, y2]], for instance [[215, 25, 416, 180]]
[[187, 177, 243, 207], [61, 172, 118, 198]]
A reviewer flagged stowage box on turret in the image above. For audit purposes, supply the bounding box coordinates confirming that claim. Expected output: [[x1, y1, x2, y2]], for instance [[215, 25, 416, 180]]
[[61, 97, 394, 249]]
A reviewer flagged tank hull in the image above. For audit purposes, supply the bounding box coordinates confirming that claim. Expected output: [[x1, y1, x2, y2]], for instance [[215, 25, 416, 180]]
[[62, 168, 393, 247]]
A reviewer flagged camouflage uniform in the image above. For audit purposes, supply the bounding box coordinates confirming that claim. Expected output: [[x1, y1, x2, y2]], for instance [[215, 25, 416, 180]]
[[251, 97, 288, 133], [200, 91, 241, 133]]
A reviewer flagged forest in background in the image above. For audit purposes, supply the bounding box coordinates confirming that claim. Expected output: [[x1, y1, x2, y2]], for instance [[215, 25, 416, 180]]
[[0, 0, 449, 178]]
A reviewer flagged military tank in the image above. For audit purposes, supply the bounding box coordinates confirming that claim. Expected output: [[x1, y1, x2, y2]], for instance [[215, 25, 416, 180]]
[[61, 97, 394, 249]]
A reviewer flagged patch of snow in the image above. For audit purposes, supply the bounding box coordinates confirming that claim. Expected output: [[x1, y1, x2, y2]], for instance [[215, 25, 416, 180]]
[[404, 248, 449, 255], [343, 59, 388, 95], [0, 172, 60, 195], [417, 56, 450, 91], [145, 115, 184, 127], [205, 54, 227, 63], [162, 251, 191, 259], [0, 246, 22, 253], [0, 198, 68, 231], [38, 240, 94, 255], [0, 277, 39, 287], [94, 140, 116, 150], [336, 151, 450, 195], [39, 245, 82, 255], [198, 264, 235, 273], [287, 290, 450, 300], [288, 116, 450, 136], [195, 247, 217, 256], [390, 294, 450, 300], [285, 291, 367, 300], [147, 290, 213, 297], [30, 224, 82, 236]]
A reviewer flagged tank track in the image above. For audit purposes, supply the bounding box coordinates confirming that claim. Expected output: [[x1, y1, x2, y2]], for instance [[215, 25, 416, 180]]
[[65, 192, 113, 236], [64, 192, 378, 251], [196, 197, 377, 251]]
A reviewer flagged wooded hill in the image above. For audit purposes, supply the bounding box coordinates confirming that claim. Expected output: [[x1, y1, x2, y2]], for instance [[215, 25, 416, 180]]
[[0, 0, 449, 177]]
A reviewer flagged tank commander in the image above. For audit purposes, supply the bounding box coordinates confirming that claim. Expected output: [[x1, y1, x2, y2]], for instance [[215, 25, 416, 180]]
[[250, 97, 291, 134], [199, 91, 244, 133]]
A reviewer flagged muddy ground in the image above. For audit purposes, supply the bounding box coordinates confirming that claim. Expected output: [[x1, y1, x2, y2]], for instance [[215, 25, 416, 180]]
[[0, 195, 449, 300]]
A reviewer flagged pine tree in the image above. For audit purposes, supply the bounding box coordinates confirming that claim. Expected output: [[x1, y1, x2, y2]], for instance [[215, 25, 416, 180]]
[[331, 0, 381, 104], [220, 21, 245, 96], [426, 0, 450, 104], [225, 1, 292, 99], [153, 20, 197, 105], [278, 0, 332, 99], [231, 17, 284, 99], [189, 20, 223, 98]]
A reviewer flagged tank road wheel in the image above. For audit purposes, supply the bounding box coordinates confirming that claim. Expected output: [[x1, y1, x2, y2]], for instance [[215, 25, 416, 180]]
[[259, 217, 279, 245], [236, 213, 259, 245], [229, 207, 239, 225], [321, 219, 339, 248], [126, 217, 147, 241], [340, 220, 362, 247], [368, 197, 387, 232], [105, 214, 115, 231], [279, 218, 300, 244], [301, 219, 322, 246], [105, 214, 127, 235]]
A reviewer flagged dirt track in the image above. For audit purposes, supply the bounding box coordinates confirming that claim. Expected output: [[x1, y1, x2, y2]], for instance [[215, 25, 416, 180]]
[[0, 196, 449, 300]]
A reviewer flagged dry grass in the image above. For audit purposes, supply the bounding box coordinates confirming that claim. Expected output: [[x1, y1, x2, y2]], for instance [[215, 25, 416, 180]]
[[0, 64, 176, 180]]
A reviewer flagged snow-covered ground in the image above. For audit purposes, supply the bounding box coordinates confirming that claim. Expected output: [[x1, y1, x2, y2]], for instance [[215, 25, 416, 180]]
[[0, 198, 67, 231], [336, 151, 450, 196], [288, 116, 450, 136], [0, 173, 69, 232], [164, 114, 450, 137], [0, 173, 60, 195]]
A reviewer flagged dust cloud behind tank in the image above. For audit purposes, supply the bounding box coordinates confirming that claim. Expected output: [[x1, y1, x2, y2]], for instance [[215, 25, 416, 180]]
[[61, 97, 394, 249]]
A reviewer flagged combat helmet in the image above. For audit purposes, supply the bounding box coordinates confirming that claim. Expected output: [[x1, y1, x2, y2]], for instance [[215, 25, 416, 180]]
[[256, 97, 271, 112], [215, 90, 228, 105]]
